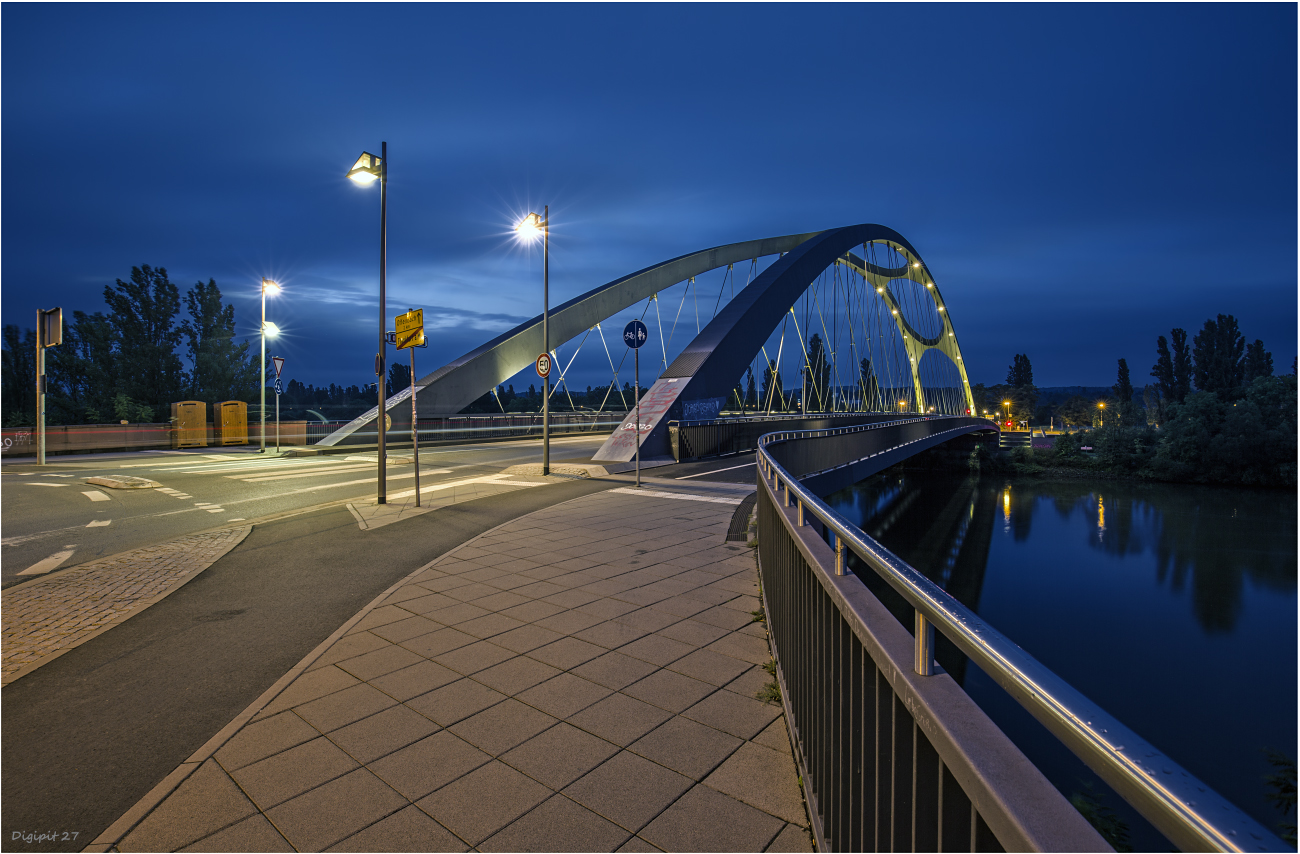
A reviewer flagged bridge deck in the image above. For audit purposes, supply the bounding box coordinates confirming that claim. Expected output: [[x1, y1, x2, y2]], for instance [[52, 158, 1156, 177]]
[[98, 479, 812, 852]]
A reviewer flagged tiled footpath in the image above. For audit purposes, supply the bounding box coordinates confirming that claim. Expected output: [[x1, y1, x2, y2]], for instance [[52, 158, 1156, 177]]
[[1, 527, 251, 686], [96, 480, 813, 853]]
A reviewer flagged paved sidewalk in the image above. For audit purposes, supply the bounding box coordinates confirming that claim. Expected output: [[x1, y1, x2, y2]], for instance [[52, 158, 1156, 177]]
[[1, 527, 250, 686], [99, 479, 812, 852]]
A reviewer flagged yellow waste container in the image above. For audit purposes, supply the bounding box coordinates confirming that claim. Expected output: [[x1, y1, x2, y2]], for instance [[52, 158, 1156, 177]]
[[170, 401, 208, 448], [215, 400, 248, 445]]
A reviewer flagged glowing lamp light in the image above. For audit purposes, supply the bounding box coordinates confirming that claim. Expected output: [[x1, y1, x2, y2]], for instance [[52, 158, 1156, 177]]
[[263, 321, 281, 338], [346, 152, 382, 185], [515, 212, 543, 241], [262, 279, 281, 296]]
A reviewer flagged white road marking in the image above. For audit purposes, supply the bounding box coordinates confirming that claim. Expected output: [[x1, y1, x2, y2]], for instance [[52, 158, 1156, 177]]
[[676, 461, 755, 479], [608, 487, 744, 505], [233, 464, 375, 483], [86, 519, 112, 527], [386, 474, 534, 500], [228, 518, 245, 521], [82, 490, 111, 501], [25, 483, 69, 487], [206, 508, 225, 513], [20, 546, 76, 575], [43, 474, 75, 478]]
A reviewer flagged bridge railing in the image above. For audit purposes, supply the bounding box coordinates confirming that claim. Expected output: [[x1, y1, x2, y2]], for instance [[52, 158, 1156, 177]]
[[309, 413, 625, 447], [755, 418, 1286, 852], [668, 412, 913, 462]]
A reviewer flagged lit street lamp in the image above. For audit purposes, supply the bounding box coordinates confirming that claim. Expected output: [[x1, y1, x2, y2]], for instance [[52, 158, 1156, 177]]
[[516, 207, 550, 475], [1003, 399, 1012, 426], [1097, 400, 1105, 427], [260, 278, 281, 453], [347, 146, 388, 503]]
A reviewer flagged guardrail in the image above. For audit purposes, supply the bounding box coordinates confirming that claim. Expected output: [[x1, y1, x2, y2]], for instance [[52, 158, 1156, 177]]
[[319, 413, 626, 446], [668, 412, 913, 461], [755, 417, 1286, 852]]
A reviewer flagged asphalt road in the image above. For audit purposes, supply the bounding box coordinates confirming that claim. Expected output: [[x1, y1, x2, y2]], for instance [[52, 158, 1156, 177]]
[[0, 435, 612, 587]]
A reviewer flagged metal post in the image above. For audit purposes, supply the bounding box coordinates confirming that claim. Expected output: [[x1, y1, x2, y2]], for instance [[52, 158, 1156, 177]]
[[411, 344, 420, 507], [914, 612, 934, 676], [35, 310, 45, 466], [260, 288, 266, 453], [275, 388, 280, 452], [376, 142, 388, 503], [797, 499, 803, 526], [542, 204, 550, 477], [834, 535, 845, 576], [635, 344, 640, 487]]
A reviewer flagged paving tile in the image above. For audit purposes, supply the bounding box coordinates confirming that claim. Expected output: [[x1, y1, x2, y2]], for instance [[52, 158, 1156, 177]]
[[724, 665, 772, 701], [418, 575, 475, 593], [395, 592, 460, 615], [516, 673, 613, 719], [629, 715, 742, 781], [667, 648, 752, 686], [500, 600, 566, 623], [649, 596, 715, 619], [294, 683, 398, 732], [350, 604, 418, 633], [765, 823, 814, 852], [492, 623, 566, 653], [612, 608, 681, 633], [577, 598, 640, 620], [739, 620, 769, 638], [265, 769, 407, 852], [400, 626, 477, 659], [682, 689, 781, 740], [616, 835, 663, 852], [369, 659, 461, 701], [617, 634, 695, 667], [257, 666, 359, 718], [216, 711, 319, 772], [474, 655, 563, 695], [433, 640, 516, 675], [568, 693, 672, 747], [539, 589, 602, 610], [640, 784, 784, 852], [612, 587, 675, 607], [472, 590, 532, 611], [120, 760, 258, 852], [753, 717, 793, 755], [309, 631, 392, 671], [574, 620, 651, 650], [707, 631, 771, 666], [526, 636, 606, 670], [442, 581, 503, 602], [572, 649, 659, 690], [406, 678, 507, 726], [563, 751, 691, 833], [514, 580, 570, 599], [481, 793, 631, 852], [416, 760, 551, 846], [336, 644, 425, 681], [457, 613, 527, 639], [370, 614, 444, 644], [180, 813, 292, 852], [704, 741, 806, 825], [328, 805, 468, 852], [327, 703, 440, 764], [691, 605, 753, 630], [450, 698, 558, 755], [656, 618, 729, 647], [231, 737, 358, 809], [720, 594, 761, 614], [427, 602, 493, 626], [369, 730, 492, 800], [460, 566, 511, 582], [622, 669, 718, 714], [499, 719, 622, 789]]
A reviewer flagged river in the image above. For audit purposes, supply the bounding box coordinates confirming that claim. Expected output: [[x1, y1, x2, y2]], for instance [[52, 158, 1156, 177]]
[[824, 471, 1297, 850]]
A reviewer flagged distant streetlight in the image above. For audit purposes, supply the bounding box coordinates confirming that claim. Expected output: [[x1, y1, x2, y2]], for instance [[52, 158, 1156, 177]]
[[1097, 400, 1105, 427], [516, 207, 550, 475], [346, 146, 388, 503], [1002, 399, 1012, 425], [260, 278, 281, 453]]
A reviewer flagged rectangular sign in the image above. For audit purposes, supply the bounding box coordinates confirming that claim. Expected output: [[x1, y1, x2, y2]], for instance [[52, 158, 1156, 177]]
[[395, 309, 424, 350]]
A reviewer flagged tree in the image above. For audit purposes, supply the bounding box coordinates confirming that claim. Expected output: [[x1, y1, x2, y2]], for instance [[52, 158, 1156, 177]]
[[1, 325, 37, 426], [860, 358, 881, 411], [1152, 336, 1175, 404], [103, 265, 185, 418], [761, 360, 783, 413], [1007, 353, 1034, 388], [805, 334, 830, 412], [1057, 395, 1094, 427], [744, 367, 757, 410], [1113, 359, 1137, 426], [386, 361, 411, 399], [1192, 314, 1245, 396], [1170, 328, 1193, 402], [1244, 339, 1273, 383], [46, 311, 115, 423], [181, 279, 259, 403]]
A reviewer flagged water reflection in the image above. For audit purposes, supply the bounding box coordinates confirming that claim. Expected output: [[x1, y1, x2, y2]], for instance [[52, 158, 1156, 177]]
[[828, 474, 1297, 635]]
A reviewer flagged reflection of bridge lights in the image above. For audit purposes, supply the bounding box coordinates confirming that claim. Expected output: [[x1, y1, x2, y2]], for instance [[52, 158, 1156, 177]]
[[1098, 495, 1106, 537], [1003, 490, 1011, 523]]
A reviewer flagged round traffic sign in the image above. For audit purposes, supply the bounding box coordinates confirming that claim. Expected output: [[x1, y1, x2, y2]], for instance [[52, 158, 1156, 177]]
[[624, 320, 648, 349], [536, 352, 552, 378]]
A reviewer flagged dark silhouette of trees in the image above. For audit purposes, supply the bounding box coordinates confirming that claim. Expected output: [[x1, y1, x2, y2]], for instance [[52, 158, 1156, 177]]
[[1192, 314, 1246, 396], [1006, 353, 1034, 388], [1244, 339, 1274, 383]]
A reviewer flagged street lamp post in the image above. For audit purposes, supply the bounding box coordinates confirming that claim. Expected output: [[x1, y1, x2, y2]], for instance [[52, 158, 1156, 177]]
[[260, 279, 281, 453], [516, 207, 550, 476], [1003, 399, 1012, 426], [347, 145, 388, 503]]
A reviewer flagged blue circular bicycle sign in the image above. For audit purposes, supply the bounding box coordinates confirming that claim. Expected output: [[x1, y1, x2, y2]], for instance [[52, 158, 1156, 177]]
[[623, 320, 648, 349]]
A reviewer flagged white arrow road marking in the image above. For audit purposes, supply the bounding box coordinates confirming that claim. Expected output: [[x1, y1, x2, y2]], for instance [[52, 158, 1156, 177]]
[[25, 483, 69, 487], [20, 546, 76, 575], [82, 491, 111, 501], [86, 519, 112, 527]]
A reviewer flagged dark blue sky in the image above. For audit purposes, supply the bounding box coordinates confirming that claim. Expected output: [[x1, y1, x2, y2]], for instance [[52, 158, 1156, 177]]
[[3, 3, 1295, 394]]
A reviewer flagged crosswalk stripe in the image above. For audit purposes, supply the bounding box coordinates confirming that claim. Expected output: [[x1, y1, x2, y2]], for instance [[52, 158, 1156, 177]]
[[20, 546, 76, 575], [232, 464, 375, 483]]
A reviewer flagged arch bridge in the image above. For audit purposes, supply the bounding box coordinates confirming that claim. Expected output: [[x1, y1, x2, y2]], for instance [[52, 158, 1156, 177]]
[[321, 223, 981, 460]]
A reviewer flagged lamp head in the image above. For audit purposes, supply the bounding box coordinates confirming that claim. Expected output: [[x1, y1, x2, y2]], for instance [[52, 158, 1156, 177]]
[[263, 321, 280, 338], [347, 152, 382, 185], [262, 278, 281, 295], [515, 212, 543, 241]]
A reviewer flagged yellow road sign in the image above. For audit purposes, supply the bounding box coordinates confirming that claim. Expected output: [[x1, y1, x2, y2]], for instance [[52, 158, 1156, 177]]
[[396, 309, 424, 350]]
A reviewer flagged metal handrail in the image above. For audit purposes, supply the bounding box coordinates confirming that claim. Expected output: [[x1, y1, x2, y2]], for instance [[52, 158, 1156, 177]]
[[757, 420, 1286, 853]]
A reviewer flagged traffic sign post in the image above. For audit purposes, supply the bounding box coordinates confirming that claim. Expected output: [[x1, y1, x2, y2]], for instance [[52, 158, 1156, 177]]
[[396, 308, 425, 350], [35, 307, 62, 466], [535, 352, 552, 379], [272, 357, 285, 452], [624, 320, 648, 487]]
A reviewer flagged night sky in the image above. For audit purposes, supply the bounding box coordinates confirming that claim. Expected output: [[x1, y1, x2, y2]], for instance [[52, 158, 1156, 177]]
[[3, 3, 1295, 394]]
